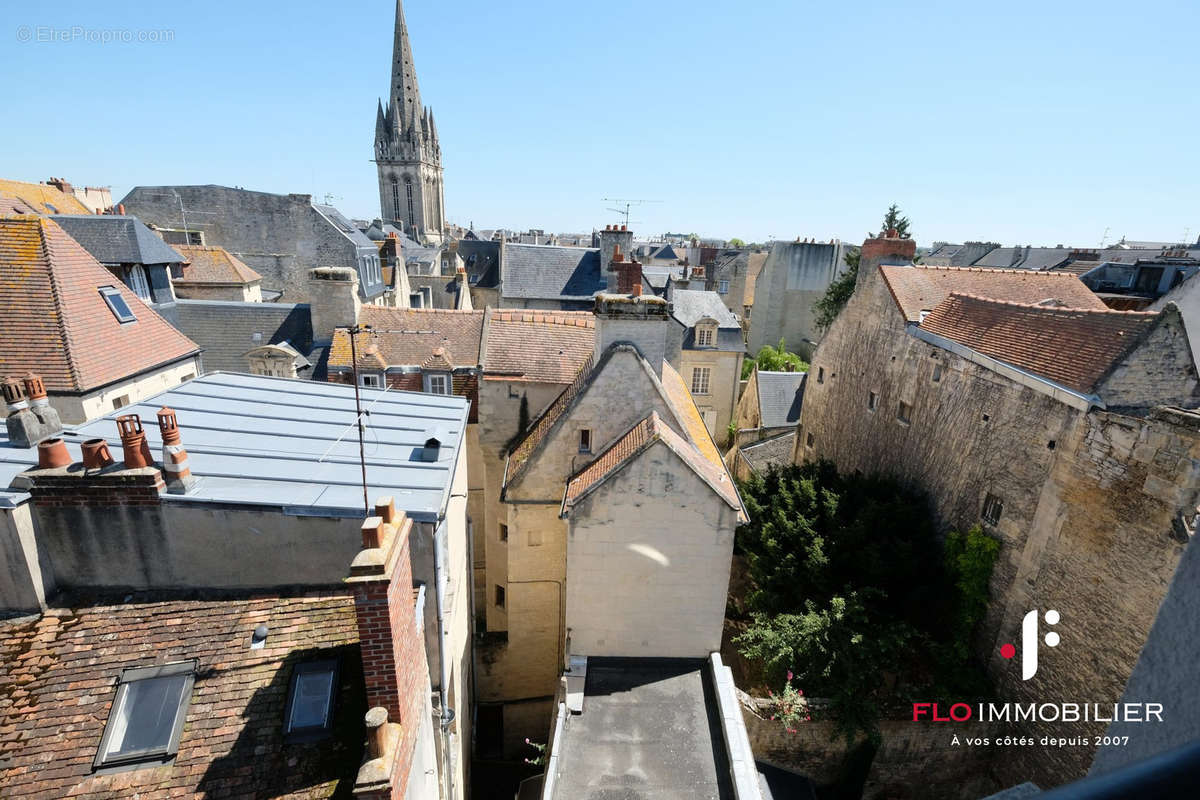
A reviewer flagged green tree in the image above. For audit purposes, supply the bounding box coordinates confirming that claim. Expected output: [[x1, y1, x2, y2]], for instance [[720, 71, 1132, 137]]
[[882, 203, 910, 237], [812, 249, 860, 332], [741, 338, 809, 380], [728, 237, 746, 248]]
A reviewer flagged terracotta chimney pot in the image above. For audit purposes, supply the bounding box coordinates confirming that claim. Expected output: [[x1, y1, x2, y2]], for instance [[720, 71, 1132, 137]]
[[22, 373, 48, 407], [156, 407, 195, 493], [2, 377, 26, 413], [81, 438, 115, 470], [116, 414, 153, 469], [37, 438, 71, 469], [631, 283, 643, 298]]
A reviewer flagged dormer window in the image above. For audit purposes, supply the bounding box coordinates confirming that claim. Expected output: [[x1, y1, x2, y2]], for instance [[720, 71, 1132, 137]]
[[94, 660, 196, 769], [696, 325, 715, 347], [99, 286, 136, 323], [425, 373, 450, 395]]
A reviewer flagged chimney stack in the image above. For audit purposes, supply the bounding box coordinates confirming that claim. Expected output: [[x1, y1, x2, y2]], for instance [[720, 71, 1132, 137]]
[[307, 267, 362, 344], [4, 373, 62, 448], [116, 414, 154, 469], [156, 407, 196, 494], [856, 228, 916, 292], [598, 224, 634, 291]]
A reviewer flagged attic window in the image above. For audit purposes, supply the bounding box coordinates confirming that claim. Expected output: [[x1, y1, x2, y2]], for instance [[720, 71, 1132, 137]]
[[94, 660, 196, 769], [100, 286, 136, 323], [284, 659, 339, 739], [696, 326, 714, 347]]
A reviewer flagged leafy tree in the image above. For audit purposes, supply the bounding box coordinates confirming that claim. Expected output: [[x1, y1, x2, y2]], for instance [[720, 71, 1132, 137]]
[[812, 249, 860, 332], [741, 338, 809, 380], [728, 237, 747, 248], [734, 462, 998, 742], [882, 203, 910, 238]]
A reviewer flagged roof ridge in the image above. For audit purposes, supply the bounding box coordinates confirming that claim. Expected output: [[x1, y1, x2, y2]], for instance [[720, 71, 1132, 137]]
[[913, 264, 1080, 278], [942, 291, 1161, 316]]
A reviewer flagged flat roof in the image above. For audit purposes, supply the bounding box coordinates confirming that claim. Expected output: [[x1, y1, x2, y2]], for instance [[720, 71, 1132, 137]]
[[551, 658, 733, 800], [0, 372, 469, 520]]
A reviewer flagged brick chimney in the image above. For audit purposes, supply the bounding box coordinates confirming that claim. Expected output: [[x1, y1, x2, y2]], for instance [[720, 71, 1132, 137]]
[[346, 497, 433, 799], [855, 228, 916, 292], [308, 267, 361, 344], [156, 407, 196, 494], [3, 373, 62, 448], [610, 245, 644, 294], [599, 224, 634, 291]]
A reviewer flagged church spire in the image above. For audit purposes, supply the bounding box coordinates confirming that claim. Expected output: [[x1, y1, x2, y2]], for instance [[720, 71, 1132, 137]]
[[389, 1, 422, 128]]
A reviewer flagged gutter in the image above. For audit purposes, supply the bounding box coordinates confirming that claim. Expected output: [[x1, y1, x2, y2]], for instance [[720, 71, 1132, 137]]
[[432, 515, 456, 800]]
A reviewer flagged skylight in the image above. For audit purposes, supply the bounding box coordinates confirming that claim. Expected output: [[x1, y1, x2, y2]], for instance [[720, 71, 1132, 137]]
[[99, 286, 136, 323], [284, 659, 338, 738], [94, 660, 196, 769]]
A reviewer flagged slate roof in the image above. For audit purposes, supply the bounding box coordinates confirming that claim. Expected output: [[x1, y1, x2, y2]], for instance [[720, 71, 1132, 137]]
[[924, 241, 1000, 266], [672, 289, 744, 350], [918, 293, 1160, 394], [563, 411, 741, 511], [501, 243, 603, 300], [0, 178, 91, 215], [651, 244, 680, 261], [172, 299, 312, 374], [0, 590, 364, 799], [482, 309, 595, 383], [738, 431, 796, 477], [879, 264, 1107, 323], [454, 239, 500, 288], [755, 370, 805, 428], [329, 307, 483, 370], [172, 244, 263, 284], [971, 246, 1073, 271], [0, 216, 200, 393], [50, 214, 184, 266]]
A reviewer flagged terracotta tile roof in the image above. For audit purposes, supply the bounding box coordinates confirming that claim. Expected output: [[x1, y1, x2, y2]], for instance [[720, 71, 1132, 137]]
[[563, 410, 742, 511], [918, 292, 1160, 394], [172, 244, 263, 284], [0, 216, 200, 393], [329, 307, 483, 369], [0, 196, 37, 215], [482, 309, 595, 383], [0, 591, 365, 799], [879, 264, 1107, 323], [0, 178, 91, 215]]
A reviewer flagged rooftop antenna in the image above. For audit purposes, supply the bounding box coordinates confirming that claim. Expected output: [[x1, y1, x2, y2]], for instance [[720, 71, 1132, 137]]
[[601, 198, 662, 228], [347, 324, 373, 516], [323, 193, 343, 206], [1099, 226, 1110, 248]]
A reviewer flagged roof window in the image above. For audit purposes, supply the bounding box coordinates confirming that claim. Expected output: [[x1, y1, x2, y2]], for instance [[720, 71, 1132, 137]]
[[100, 286, 136, 323], [94, 660, 196, 769], [284, 659, 339, 739]]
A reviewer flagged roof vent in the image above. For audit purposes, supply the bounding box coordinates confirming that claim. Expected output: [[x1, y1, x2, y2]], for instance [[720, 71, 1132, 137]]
[[250, 623, 269, 650], [421, 436, 442, 462]]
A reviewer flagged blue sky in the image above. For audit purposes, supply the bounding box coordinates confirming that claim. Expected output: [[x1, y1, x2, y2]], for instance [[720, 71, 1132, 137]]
[[2, 0, 1197, 246]]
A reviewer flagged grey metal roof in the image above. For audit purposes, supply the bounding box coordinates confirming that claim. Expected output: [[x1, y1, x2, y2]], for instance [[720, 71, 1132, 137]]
[[455, 240, 500, 288], [501, 243, 603, 300], [0, 372, 468, 520], [50, 214, 184, 266], [172, 299, 313, 374], [971, 246, 1073, 271], [756, 370, 804, 428]]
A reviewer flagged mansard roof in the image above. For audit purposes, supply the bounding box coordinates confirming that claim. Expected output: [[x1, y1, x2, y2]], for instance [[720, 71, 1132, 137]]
[[918, 292, 1161, 394], [879, 264, 1107, 323], [51, 214, 185, 266], [501, 243, 603, 300]]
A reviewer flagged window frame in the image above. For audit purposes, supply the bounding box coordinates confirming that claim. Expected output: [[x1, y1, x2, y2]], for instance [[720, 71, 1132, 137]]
[[691, 366, 712, 395], [695, 325, 715, 347], [99, 286, 137, 323], [578, 429, 592, 453], [125, 265, 152, 301], [982, 493, 1004, 526], [897, 400, 913, 425], [868, 391, 878, 412], [499, 523, 508, 543], [283, 658, 340, 741], [718, 279, 730, 295], [93, 660, 196, 770], [360, 373, 383, 389], [425, 372, 450, 395]]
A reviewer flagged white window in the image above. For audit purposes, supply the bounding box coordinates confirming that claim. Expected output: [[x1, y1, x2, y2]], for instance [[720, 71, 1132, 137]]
[[420, 286, 433, 307], [427, 374, 449, 395], [360, 374, 382, 388], [126, 265, 152, 300], [696, 326, 714, 347], [691, 367, 711, 395], [718, 279, 729, 294], [94, 661, 195, 769], [284, 660, 338, 738], [99, 286, 136, 323]]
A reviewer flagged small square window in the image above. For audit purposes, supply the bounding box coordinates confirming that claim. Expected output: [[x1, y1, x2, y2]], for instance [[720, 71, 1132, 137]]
[[982, 493, 1004, 525], [868, 391, 878, 412], [360, 374, 382, 389], [897, 401, 913, 425], [495, 585, 506, 608], [578, 429, 592, 453], [100, 286, 136, 323], [112, 394, 130, 411], [427, 374, 450, 395], [94, 660, 196, 769], [284, 659, 339, 739], [499, 523, 508, 542], [816, 366, 824, 384]]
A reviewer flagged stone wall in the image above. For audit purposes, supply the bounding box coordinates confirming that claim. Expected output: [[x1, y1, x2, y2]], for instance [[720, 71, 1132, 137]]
[[796, 262, 1200, 788], [679, 347, 742, 446], [748, 240, 846, 356]]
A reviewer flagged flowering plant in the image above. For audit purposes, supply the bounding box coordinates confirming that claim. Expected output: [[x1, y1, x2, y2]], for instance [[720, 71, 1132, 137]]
[[767, 671, 811, 733], [523, 737, 546, 766]]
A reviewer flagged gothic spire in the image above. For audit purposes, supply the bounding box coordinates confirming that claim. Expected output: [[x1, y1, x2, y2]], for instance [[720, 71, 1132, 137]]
[[389, 1, 422, 128]]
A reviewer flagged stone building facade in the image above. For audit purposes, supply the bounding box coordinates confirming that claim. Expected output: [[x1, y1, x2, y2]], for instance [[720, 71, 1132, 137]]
[[374, 0, 445, 244], [747, 238, 846, 358], [794, 231, 1200, 788]]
